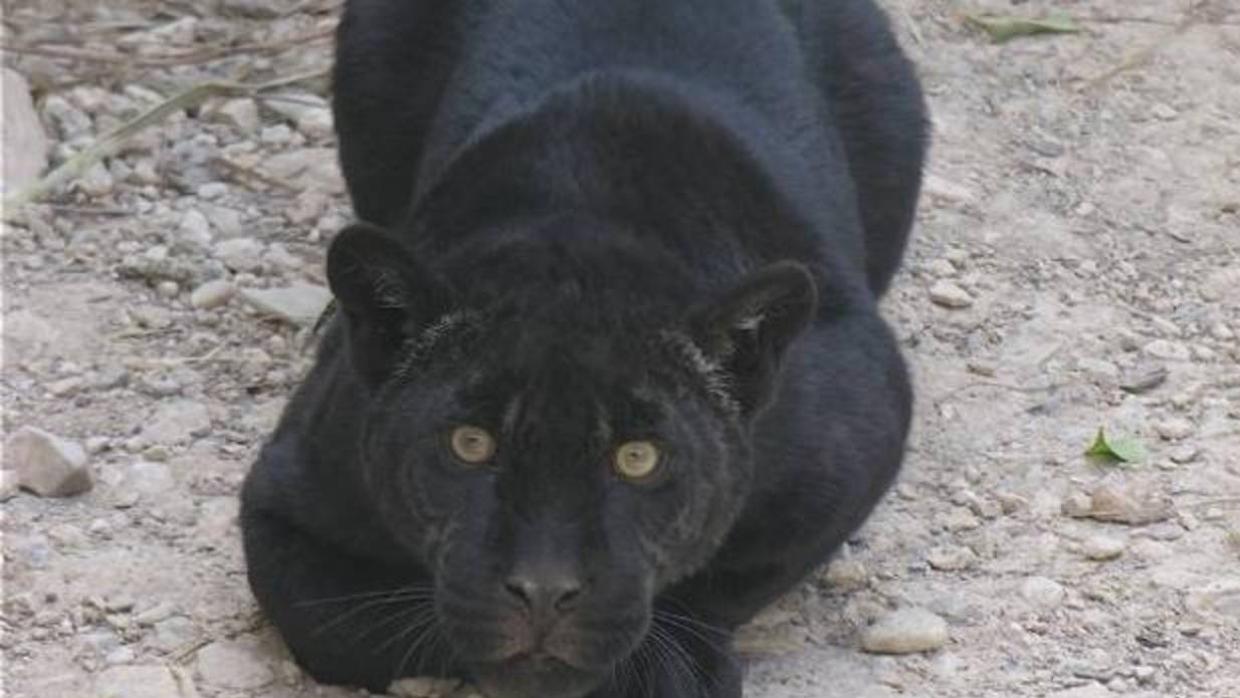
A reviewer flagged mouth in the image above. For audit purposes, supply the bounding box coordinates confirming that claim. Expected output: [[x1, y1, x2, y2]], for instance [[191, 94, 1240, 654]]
[[473, 654, 605, 698]]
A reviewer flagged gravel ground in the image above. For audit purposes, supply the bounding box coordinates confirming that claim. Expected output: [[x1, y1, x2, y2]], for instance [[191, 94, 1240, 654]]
[[3, 1, 1239, 697]]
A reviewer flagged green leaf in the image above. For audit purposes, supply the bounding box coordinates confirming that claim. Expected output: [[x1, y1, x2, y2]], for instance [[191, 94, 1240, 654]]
[[1085, 427, 1147, 465], [964, 14, 1083, 44]]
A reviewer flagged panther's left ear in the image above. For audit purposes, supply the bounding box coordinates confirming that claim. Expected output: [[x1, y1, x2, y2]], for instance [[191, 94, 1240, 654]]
[[689, 262, 817, 414]]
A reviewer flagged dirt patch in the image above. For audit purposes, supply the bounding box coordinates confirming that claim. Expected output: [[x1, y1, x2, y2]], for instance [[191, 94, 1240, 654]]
[[3, 1, 1238, 696]]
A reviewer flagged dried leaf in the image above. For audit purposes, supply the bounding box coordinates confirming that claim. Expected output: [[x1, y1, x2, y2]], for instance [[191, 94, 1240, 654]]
[[965, 14, 1083, 44]]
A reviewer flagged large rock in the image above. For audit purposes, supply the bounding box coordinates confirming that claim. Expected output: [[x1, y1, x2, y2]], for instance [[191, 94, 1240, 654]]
[[2, 68, 50, 193], [5, 426, 92, 497]]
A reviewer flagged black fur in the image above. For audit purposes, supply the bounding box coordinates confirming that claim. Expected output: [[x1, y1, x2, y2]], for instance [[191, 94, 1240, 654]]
[[241, 1, 927, 697]]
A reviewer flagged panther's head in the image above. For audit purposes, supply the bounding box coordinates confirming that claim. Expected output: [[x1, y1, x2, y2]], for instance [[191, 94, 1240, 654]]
[[326, 222, 815, 698]]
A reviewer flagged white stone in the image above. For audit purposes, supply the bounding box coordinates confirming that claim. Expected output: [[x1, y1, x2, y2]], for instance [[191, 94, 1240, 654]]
[[213, 237, 265, 273], [389, 677, 463, 698], [196, 181, 229, 199], [929, 280, 974, 309], [124, 461, 177, 498], [1154, 417, 1194, 441], [926, 545, 976, 571], [1151, 103, 1179, 120], [134, 601, 177, 626], [260, 124, 294, 146], [202, 204, 244, 238], [150, 616, 199, 653], [239, 283, 333, 326], [75, 162, 114, 197], [824, 558, 868, 592], [1049, 685, 1111, 698], [220, 0, 283, 18], [1201, 269, 1240, 304], [142, 400, 212, 445], [216, 98, 261, 133], [94, 665, 182, 698], [265, 92, 334, 139], [2, 69, 50, 192], [1076, 358, 1119, 383], [263, 242, 302, 270], [156, 280, 181, 299], [43, 94, 92, 140], [295, 108, 334, 139], [5, 426, 92, 497], [1020, 576, 1066, 609], [860, 608, 949, 654], [1143, 339, 1190, 361], [195, 639, 275, 690], [262, 147, 345, 194], [178, 210, 214, 252], [923, 259, 957, 278], [0, 469, 20, 501], [190, 279, 235, 310], [1082, 535, 1126, 561], [921, 173, 976, 205]]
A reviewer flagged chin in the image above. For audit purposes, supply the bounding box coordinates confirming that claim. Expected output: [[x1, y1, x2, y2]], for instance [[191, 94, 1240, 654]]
[[473, 656, 606, 698]]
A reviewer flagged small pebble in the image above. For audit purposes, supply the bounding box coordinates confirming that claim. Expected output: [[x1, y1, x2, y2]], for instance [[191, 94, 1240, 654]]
[[213, 237, 265, 273], [155, 280, 180, 298], [196, 638, 275, 690], [1154, 417, 1194, 441], [1020, 576, 1066, 609], [178, 210, 213, 252], [929, 280, 974, 309], [924, 258, 956, 278], [996, 491, 1029, 515], [941, 506, 980, 532], [94, 665, 180, 698], [124, 461, 176, 499], [389, 677, 463, 698], [1143, 339, 1190, 361], [927, 545, 976, 571], [216, 98, 261, 133], [141, 399, 212, 445], [190, 279, 235, 310], [824, 558, 868, 592], [134, 602, 176, 626], [78, 162, 114, 197], [1082, 535, 1126, 561], [1151, 103, 1178, 120], [1169, 445, 1199, 464], [1119, 363, 1168, 393], [861, 607, 949, 654]]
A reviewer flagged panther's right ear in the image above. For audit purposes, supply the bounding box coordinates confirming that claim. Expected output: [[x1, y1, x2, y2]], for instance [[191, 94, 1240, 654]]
[[326, 223, 451, 386]]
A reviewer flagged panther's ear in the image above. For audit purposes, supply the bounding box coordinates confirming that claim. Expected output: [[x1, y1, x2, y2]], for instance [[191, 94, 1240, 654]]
[[326, 223, 451, 386], [689, 262, 817, 414]]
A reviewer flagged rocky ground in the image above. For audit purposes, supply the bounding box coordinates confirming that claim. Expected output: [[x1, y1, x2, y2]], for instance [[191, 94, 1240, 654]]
[[2, 1, 1239, 697]]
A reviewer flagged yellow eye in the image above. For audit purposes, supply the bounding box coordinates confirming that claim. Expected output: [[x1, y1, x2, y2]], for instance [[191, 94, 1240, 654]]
[[450, 426, 496, 465], [614, 441, 660, 482]]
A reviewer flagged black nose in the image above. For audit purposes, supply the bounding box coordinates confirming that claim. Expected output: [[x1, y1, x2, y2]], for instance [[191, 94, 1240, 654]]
[[504, 572, 583, 616]]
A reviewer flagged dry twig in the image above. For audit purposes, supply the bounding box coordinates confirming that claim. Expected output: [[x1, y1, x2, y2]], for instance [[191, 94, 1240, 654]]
[[1084, 0, 1226, 90], [2, 68, 329, 211], [0, 25, 333, 67]]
